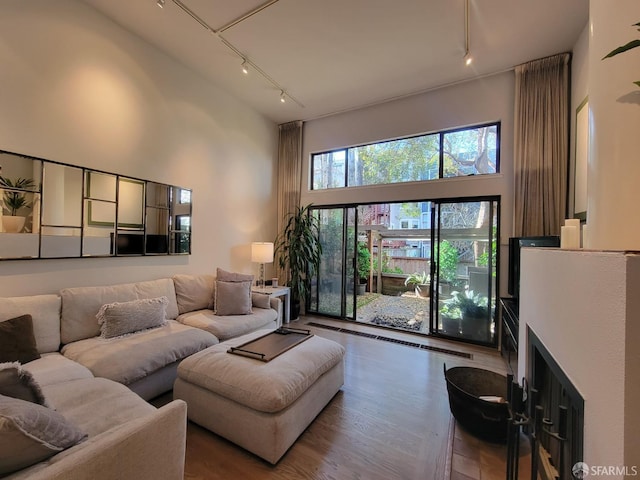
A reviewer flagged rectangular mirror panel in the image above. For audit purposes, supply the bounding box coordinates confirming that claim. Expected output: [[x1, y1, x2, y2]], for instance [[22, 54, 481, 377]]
[[41, 226, 81, 258], [86, 171, 116, 202], [118, 178, 144, 229], [42, 163, 82, 228]]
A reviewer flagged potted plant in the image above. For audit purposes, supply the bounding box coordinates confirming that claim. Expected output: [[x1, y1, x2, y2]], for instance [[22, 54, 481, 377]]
[[0, 176, 35, 233], [439, 302, 461, 334], [356, 242, 371, 295], [274, 204, 322, 320], [404, 271, 430, 297], [447, 289, 490, 341]]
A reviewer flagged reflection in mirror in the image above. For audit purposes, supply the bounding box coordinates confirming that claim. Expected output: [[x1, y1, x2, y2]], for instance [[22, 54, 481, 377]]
[[118, 178, 144, 229], [86, 171, 116, 202], [0, 151, 41, 258], [84, 199, 115, 256], [42, 163, 82, 228], [145, 182, 170, 254], [116, 231, 144, 255], [41, 226, 81, 258], [170, 187, 191, 254]]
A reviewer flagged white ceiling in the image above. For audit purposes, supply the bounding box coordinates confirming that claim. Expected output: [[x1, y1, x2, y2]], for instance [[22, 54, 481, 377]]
[[81, 0, 589, 124]]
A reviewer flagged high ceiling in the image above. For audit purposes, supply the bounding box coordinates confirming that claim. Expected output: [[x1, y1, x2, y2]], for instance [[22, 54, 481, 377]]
[[82, 0, 589, 124]]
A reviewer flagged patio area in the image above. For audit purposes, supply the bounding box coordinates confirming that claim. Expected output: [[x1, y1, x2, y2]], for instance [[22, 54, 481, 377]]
[[356, 293, 430, 334]]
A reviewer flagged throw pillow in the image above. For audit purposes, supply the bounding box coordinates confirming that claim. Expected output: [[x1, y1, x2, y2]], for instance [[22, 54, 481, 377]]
[[216, 268, 254, 284], [172, 274, 215, 314], [251, 293, 271, 310], [0, 315, 41, 364], [0, 362, 48, 406], [96, 296, 168, 339], [0, 394, 87, 475], [215, 281, 252, 316]]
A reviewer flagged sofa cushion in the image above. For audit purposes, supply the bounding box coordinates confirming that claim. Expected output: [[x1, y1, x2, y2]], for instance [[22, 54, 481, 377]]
[[22, 353, 93, 388], [60, 278, 179, 344], [0, 362, 48, 406], [214, 281, 252, 316], [172, 274, 214, 314], [41, 378, 156, 437], [61, 321, 217, 385], [177, 329, 346, 413], [177, 307, 277, 341], [252, 293, 271, 310], [0, 394, 87, 476], [216, 268, 254, 283], [0, 295, 61, 354], [97, 296, 168, 339], [0, 315, 41, 364]]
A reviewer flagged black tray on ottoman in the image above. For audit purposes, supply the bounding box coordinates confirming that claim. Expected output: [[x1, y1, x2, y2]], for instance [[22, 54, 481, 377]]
[[227, 327, 313, 362]]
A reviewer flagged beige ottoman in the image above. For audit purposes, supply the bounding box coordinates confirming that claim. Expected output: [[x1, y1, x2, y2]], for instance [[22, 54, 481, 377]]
[[174, 329, 345, 464]]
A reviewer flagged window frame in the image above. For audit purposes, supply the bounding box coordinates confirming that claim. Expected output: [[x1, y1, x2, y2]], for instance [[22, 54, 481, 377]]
[[310, 121, 500, 191]]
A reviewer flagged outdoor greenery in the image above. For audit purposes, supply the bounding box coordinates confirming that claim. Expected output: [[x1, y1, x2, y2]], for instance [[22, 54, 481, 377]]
[[438, 240, 459, 283], [356, 242, 371, 281], [0, 176, 35, 216], [374, 251, 403, 274], [602, 21, 640, 88], [446, 289, 488, 318], [404, 271, 430, 287], [274, 204, 322, 303], [312, 124, 498, 190]]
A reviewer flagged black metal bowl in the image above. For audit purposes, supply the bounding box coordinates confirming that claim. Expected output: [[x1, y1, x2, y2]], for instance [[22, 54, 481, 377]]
[[444, 365, 509, 443]]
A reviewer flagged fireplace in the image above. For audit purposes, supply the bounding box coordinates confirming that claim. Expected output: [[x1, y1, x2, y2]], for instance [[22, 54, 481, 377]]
[[528, 328, 584, 480]]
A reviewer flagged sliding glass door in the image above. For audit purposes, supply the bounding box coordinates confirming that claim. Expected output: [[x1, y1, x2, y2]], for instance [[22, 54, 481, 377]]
[[308, 207, 357, 319], [431, 199, 498, 344]]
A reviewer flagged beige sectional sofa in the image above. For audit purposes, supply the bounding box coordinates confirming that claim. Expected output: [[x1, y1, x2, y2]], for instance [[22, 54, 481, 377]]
[[0, 273, 282, 479]]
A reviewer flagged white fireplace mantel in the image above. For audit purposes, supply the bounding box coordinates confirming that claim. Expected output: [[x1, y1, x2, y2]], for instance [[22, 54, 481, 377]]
[[518, 248, 640, 474]]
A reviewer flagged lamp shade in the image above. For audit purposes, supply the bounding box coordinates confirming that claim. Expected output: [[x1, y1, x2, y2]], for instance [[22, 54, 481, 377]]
[[251, 242, 274, 263]]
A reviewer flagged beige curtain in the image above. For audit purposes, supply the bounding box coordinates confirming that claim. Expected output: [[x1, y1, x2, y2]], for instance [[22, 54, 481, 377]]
[[276, 120, 303, 282], [514, 53, 570, 237]]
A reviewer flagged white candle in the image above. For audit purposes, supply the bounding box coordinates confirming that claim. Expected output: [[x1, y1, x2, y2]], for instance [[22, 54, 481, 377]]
[[565, 218, 581, 229], [561, 225, 580, 249]]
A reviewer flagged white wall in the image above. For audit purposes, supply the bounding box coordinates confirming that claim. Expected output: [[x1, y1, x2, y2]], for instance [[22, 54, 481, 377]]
[[0, 0, 278, 295], [301, 71, 515, 295], [518, 249, 640, 471]]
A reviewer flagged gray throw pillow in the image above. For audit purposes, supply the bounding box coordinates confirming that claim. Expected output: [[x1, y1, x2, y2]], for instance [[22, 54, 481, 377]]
[[0, 394, 87, 475], [0, 362, 48, 406], [172, 274, 215, 314], [215, 281, 252, 316], [251, 293, 271, 310], [216, 268, 254, 283], [96, 296, 168, 339]]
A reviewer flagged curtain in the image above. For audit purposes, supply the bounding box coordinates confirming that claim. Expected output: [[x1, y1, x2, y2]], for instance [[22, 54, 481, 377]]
[[276, 120, 303, 283], [513, 53, 570, 237]]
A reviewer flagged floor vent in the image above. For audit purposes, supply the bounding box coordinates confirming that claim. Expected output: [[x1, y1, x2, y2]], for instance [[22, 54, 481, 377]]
[[306, 321, 472, 359]]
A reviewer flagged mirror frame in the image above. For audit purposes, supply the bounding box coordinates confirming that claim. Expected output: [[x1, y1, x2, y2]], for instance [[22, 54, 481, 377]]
[[0, 149, 191, 260]]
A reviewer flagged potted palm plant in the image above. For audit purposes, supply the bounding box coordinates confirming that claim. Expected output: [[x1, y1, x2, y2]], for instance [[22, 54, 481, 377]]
[[404, 271, 430, 297], [0, 176, 35, 233], [274, 204, 322, 320]]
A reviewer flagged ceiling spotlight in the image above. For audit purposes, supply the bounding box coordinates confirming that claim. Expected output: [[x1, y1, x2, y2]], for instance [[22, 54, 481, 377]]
[[464, 52, 473, 66], [241, 60, 249, 75], [157, 0, 165, 8], [280, 91, 286, 103]]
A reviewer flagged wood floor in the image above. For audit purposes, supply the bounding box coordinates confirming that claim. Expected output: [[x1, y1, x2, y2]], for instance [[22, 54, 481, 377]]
[[163, 316, 511, 480]]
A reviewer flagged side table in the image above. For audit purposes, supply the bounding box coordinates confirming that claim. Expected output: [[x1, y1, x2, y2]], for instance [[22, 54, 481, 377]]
[[251, 285, 291, 326]]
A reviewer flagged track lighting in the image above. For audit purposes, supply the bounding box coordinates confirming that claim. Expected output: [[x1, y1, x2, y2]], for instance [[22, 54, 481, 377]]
[[157, 0, 165, 8], [280, 91, 286, 103], [463, 0, 472, 66], [241, 59, 249, 75]]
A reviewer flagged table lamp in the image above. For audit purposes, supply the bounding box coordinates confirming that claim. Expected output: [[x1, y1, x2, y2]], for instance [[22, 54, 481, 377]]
[[251, 242, 274, 288]]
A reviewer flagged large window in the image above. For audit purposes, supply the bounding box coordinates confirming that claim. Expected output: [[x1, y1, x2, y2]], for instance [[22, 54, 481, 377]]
[[312, 123, 499, 190]]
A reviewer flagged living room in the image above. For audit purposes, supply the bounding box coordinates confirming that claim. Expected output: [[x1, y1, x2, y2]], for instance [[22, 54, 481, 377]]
[[1, 0, 639, 479]]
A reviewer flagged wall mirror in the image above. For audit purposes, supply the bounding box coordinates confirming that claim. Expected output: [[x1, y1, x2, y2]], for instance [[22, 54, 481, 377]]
[[0, 149, 192, 260]]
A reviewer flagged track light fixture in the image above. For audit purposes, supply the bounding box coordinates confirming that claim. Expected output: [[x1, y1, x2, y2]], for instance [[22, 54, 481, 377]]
[[158, 0, 304, 108], [464, 0, 473, 66]]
